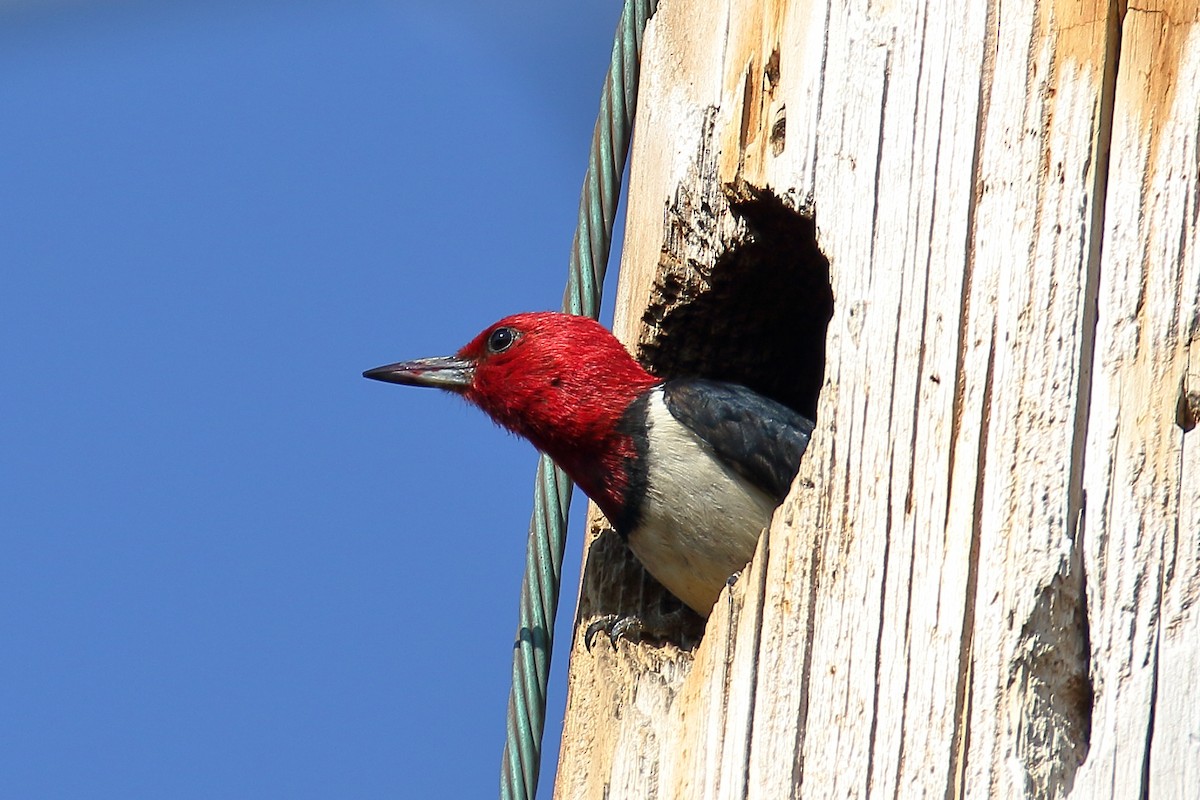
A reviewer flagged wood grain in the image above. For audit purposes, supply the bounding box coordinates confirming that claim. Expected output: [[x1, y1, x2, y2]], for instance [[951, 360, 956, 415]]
[[552, 1, 1200, 797]]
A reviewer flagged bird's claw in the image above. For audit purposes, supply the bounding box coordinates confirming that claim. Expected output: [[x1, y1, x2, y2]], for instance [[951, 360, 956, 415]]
[[584, 614, 645, 652]]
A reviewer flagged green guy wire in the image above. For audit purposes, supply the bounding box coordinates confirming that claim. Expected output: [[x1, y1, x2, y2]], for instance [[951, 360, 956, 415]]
[[500, 1, 658, 798]]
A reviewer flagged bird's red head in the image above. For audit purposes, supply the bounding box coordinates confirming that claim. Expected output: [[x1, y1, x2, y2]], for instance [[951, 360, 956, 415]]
[[364, 312, 660, 518]]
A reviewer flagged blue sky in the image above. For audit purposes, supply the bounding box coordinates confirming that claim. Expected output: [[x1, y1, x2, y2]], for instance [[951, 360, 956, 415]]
[[1, 1, 625, 796]]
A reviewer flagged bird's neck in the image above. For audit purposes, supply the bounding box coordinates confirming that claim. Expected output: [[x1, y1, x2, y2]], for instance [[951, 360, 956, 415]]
[[529, 392, 652, 530], [471, 355, 658, 526]]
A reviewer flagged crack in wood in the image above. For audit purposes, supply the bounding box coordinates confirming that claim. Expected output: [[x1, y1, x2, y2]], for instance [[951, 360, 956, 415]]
[[864, 485, 895, 797], [946, 324, 996, 800]]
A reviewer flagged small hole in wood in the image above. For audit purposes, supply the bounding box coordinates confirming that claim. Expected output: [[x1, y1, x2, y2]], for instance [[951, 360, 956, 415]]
[[1177, 383, 1198, 432]]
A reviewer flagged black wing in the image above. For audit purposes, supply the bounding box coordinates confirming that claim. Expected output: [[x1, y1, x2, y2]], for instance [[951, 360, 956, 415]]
[[661, 378, 814, 504]]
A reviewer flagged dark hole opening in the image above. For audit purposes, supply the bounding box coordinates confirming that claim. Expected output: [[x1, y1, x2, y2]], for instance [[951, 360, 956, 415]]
[[639, 186, 832, 422]]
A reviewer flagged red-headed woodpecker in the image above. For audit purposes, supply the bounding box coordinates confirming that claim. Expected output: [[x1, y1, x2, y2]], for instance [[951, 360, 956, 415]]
[[364, 312, 813, 617]]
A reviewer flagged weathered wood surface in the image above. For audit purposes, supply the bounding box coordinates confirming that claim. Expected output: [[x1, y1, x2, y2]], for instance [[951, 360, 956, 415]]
[[553, 1, 1200, 798]]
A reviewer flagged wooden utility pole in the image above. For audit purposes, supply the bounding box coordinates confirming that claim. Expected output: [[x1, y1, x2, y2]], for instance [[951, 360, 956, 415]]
[[554, 0, 1199, 798]]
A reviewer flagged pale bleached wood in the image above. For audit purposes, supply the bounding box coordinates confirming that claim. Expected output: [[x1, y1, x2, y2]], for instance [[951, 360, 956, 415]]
[[951, 1, 1120, 796], [552, 0, 1200, 798], [1071, 6, 1200, 798]]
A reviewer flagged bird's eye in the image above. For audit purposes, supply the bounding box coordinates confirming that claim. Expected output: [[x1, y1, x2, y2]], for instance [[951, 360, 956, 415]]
[[487, 326, 517, 354]]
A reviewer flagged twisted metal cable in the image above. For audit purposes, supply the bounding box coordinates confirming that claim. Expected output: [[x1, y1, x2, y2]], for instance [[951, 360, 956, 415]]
[[500, 1, 658, 798]]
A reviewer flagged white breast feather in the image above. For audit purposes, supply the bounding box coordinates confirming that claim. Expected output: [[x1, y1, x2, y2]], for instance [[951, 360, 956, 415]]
[[627, 388, 777, 615]]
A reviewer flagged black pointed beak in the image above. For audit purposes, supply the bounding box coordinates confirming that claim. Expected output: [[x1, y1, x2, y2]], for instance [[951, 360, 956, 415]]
[[362, 356, 475, 391]]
